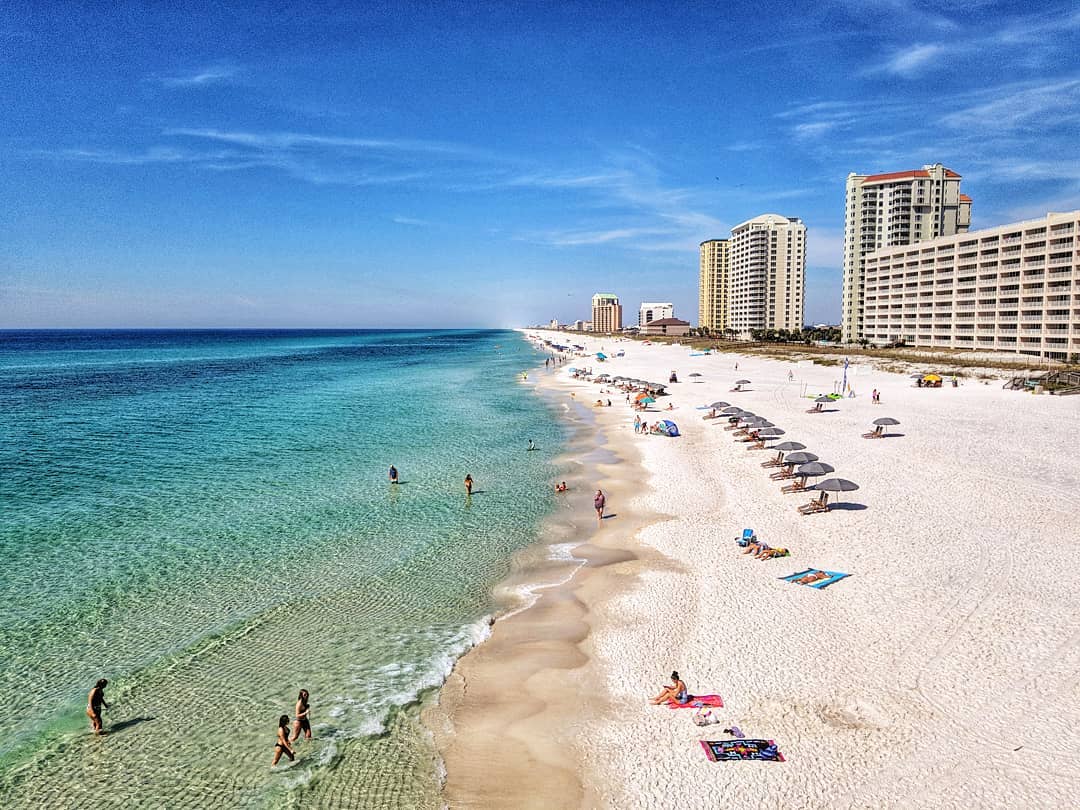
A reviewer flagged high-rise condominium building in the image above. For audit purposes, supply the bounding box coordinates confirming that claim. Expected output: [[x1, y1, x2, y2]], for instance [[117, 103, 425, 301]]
[[639, 302, 674, 327], [862, 211, 1079, 360], [729, 214, 806, 334], [591, 293, 622, 333], [698, 239, 730, 331], [842, 163, 972, 343]]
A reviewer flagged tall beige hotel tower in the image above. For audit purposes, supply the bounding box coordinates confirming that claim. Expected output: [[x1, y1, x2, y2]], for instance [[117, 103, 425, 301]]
[[842, 164, 972, 342], [698, 239, 730, 331]]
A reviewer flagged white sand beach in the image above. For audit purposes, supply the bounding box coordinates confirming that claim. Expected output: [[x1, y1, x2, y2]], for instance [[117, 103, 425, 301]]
[[435, 332, 1080, 809]]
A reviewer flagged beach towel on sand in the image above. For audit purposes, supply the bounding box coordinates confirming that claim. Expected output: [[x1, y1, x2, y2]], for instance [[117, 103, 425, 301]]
[[781, 568, 850, 589], [701, 739, 784, 762], [667, 694, 723, 709]]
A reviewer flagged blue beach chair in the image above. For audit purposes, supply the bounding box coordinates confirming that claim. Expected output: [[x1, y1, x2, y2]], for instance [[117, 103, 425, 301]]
[[737, 529, 756, 547]]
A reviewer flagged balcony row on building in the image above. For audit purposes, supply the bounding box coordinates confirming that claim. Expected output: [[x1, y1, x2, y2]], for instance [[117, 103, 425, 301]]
[[862, 211, 1079, 360]]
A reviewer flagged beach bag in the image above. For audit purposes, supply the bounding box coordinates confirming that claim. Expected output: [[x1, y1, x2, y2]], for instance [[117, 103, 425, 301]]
[[693, 708, 722, 727]]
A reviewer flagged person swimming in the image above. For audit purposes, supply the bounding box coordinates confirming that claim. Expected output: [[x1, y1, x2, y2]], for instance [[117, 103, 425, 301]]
[[464, 474, 473, 495]]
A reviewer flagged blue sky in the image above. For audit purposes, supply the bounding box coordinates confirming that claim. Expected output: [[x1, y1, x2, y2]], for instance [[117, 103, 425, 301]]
[[2, 1, 1078, 328]]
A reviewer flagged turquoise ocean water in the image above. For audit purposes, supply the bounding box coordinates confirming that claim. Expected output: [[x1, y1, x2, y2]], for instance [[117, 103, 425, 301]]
[[0, 329, 563, 807]]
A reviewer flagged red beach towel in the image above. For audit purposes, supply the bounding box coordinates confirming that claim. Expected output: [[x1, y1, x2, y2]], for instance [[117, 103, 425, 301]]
[[667, 694, 724, 709]]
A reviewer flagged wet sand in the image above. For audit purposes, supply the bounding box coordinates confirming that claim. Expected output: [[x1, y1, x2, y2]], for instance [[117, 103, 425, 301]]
[[425, 369, 667, 808]]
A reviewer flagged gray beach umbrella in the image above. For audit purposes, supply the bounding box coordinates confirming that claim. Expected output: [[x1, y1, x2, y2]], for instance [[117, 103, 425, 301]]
[[814, 395, 833, 403], [721, 406, 743, 414], [772, 442, 806, 452], [872, 417, 901, 426], [783, 451, 819, 465], [758, 427, 785, 437], [813, 478, 860, 502], [909, 374, 924, 379], [709, 401, 731, 409], [689, 372, 703, 377], [735, 410, 755, 418], [736, 379, 751, 385], [796, 461, 835, 478]]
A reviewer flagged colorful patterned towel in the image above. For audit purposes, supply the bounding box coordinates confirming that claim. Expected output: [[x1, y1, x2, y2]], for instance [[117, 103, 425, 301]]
[[666, 694, 724, 709], [701, 739, 784, 761]]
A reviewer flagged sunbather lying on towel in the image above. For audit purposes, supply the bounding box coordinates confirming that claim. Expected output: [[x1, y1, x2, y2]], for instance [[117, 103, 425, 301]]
[[758, 547, 789, 560], [795, 570, 830, 585], [650, 671, 690, 705]]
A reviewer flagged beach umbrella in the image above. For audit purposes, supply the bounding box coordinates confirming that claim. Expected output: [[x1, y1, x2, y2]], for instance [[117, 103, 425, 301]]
[[721, 406, 743, 414], [812, 478, 860, 502], [814, 395, 832, 403], [757, 428, 785, 438], [736, 379, 751, 385], [638, 397, 655, 405], [772, 442, 806, 452], [709, 401, 730, 409], [796, 462, 835, 478], [783, 451, 819, 465], [689, 372, 703, 377], [872, 417, 900, 426], [909, 374, 924, 380]]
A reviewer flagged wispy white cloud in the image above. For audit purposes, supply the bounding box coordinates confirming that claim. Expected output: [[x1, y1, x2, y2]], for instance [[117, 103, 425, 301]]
[[878, 43, 948, 76], [158, 65, 239, 87], [392, 216, 431, 227], [939, 77, 1080, 133]]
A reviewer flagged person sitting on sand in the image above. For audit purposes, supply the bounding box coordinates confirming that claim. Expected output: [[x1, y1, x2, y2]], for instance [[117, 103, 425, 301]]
[[650, 671, 690, 705], [555, 481, 567, 493], [595, 399, 604, 407], [795, 570, 830, 585]]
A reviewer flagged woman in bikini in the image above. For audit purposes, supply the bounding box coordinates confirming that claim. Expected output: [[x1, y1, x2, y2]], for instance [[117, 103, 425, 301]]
[[272, 714, 295, 766], [290, 689, 312, 742], [650, 671, 690, 705], [86, 678, 109, 735]]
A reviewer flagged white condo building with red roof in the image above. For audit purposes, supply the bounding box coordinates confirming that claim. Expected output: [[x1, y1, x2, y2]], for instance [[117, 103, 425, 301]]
[[842, 164, 972, 343]]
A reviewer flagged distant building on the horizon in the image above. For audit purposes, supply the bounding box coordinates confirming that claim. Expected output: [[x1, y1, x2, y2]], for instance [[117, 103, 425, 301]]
[[591, 293, 622, 333], [729, 214, 806, 335], [843, 163, 972, 343], [641, 317, 691, 337], [862, 210, 1079, 360], [698, 239, 730, 332], [639, 302, 674, 327], [572, 319, 586, 331]]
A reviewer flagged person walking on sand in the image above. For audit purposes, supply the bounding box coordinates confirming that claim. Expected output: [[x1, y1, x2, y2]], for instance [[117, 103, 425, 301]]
[[464, 474, 474, 495], [86, 678, 109, 735], [594, 489, 606, 523], [272, 714, 295, 766], [290, 689, 312, 742], [388, 465, 399, 484]]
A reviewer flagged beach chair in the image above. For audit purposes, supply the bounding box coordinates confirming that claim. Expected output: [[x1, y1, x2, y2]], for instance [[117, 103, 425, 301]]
[[770, 466, 795, 480], [745, 440, 766, 450], [861, 426, 884, 439], [781, 478, 807, 493], [806, 403, 823, 414], [797, 494, 829, 515], [736, 528, 756, 547]]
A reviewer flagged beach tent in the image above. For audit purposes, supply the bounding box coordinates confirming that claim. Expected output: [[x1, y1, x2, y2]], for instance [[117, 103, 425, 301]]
[[659, 420, 680, 437]]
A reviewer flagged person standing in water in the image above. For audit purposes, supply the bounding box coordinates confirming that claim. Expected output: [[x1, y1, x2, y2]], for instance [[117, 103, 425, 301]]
[[464, 474, 474, 495], [594, 489, 606, 524], [86, 678, 109, 735], [527, 439, 536, 451], [290, 689, 312, 742], [388, 465, 399, 484], [272, 714, 295, 766]]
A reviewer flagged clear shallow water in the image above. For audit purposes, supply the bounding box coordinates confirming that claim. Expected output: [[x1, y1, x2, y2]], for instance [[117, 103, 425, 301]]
[[0, 329, 563, 807]]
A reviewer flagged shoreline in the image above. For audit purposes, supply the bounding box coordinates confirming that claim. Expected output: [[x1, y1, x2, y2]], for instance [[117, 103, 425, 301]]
[[424, 352, 669, 808], [432, 329, 1080, 809]]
